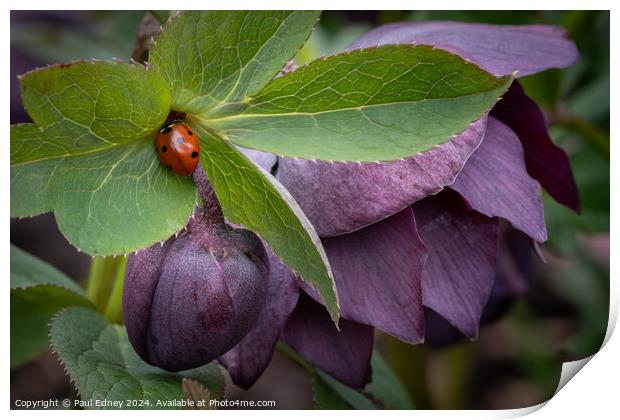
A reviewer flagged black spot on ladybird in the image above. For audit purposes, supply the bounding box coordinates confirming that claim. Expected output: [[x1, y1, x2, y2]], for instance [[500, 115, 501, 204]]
[[161, 145, 168, 152], [191, 151, 199, 158], [162, 126, 172, 134], [187, 130, 193, 135]]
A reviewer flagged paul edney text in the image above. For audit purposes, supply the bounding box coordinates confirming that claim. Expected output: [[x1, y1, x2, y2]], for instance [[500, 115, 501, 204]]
[[74, 400, 126, 409], [74, 399, 209, 408]]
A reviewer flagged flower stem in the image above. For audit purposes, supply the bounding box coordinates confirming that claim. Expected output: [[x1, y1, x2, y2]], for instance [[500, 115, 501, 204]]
[[86, 256, 125, 316], [192, 164, 225, 227], [86, 257, 116, 310], [104, 256, 127, 324]]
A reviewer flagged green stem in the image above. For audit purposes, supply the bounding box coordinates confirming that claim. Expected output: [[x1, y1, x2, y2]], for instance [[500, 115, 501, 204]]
[[104, 256, 127, 324], [86, 256, 121, 312]]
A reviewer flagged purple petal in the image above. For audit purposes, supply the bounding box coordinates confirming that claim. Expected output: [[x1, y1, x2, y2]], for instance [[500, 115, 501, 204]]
[[451, 117, 547, 242], [423, 307, 464, 349], [219, 246, 300, 389], [283, 292, 374, 389], [425, 225, 532, 348], [492, 82, 580, 212], [123, 239, 174, 362], [482, 226, 533, 322], [414, 189, 499, 338], [303, 208, 426, 343], [277, 118, 486, 237], [349, 21, 578, 77]]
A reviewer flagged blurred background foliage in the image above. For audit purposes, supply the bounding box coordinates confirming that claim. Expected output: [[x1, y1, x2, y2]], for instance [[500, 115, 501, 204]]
[[10, 10, 609, 410]]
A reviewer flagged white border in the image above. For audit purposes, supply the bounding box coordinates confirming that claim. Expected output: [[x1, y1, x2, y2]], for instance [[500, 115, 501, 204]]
[[3, 2, 617, 418]]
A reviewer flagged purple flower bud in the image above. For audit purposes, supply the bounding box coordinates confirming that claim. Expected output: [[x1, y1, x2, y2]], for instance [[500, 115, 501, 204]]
[[123, 166, 268, 372]]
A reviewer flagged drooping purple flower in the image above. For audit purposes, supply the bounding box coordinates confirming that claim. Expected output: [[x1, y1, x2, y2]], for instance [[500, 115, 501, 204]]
[[123, 167, 269, 372], [216, 20, 580, 390]]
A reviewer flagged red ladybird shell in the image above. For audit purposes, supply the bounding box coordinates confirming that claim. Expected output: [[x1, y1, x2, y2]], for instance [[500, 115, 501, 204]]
[[156, 122, 200, 176]]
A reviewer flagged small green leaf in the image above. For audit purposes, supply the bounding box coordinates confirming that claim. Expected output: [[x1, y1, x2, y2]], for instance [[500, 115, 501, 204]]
[[313, 369, 376, 410], [364, 351, 414, 409], [206, 44, 512, 161], [150, 11, 320, 114], [10, 245, 93, 367], [193, 126, 339, 323], [182, 379, 216, 409], [20, 61, 169, 142], [11, 61, 197, 256], [51, 307, 224, 409]]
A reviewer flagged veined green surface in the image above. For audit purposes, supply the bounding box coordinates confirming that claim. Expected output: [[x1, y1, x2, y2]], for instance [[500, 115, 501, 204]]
[[206, 44, 511, 161], [150, 11, 320, 114]]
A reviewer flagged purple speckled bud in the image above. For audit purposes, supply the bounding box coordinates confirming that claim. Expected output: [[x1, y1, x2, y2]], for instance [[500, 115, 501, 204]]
[[123, 166, 268, 372]]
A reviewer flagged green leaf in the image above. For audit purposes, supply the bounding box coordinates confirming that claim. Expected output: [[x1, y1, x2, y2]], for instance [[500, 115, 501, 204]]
[[11, 61, 197, 256], [19, 61, 169, 141], [205, 44, 512, 161], [10, 245, 93, 367], [364, 351, 414, 409], [50, 307, 224, 409], [150, 11, 320, 114], [313, 369, 376, 410], [193, 126, 339, 323]]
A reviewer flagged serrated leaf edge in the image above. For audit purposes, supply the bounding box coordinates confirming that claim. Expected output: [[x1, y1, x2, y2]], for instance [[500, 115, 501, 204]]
[[11, 283, 92, 305], [207, 43, 514, 163], [49, 307, 226, 406]]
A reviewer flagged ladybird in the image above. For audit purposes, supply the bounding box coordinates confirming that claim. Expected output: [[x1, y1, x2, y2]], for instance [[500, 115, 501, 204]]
[[156, 122, 200, 176]]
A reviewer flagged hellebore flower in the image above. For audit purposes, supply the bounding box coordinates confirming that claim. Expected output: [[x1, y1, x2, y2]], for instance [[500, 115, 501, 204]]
[[217, 21, 580, 390], [123, 166, 269, 372]]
